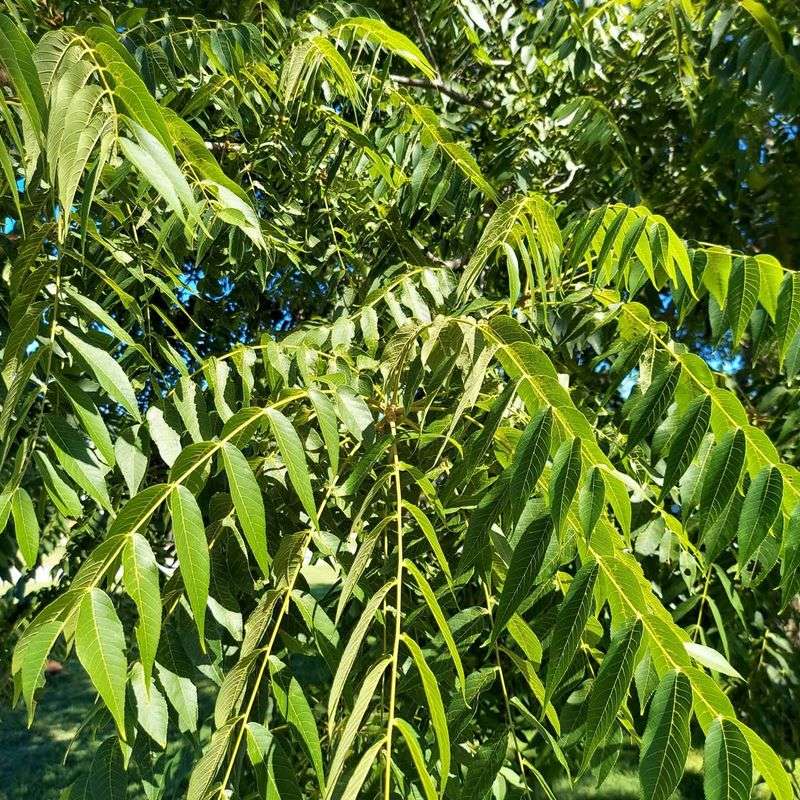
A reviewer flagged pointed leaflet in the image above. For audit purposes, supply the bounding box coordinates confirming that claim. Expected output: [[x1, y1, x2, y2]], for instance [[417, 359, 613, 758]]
[[61, 327, 140, 420], [461, 733, 509, 800], [265, 407, 318, 528], [737, 466, 782, 567], [404, 559, 466, 694], [309, 387, 339, 475], [639, 670, 692, 800], [581, 618, 643, 772], [115, 425, 149, 496], [402, 635, 450, 794], [703, 718, 752, 800], [11, 486, 39, 568], [775, 272, 800, 364], [491, 514, 552, 643], [19, 617, 62, 722], [508, 406, 552, 522], [44, 415, 111, 511], [186, 722, 234, 800], [86, 737, 127, 800], [246, 723, 302, 800], [118, 122, 195, 224], [659, 395, 711, 501], [326, 657, 390, 797], [169, 485, 209, 643], [392, 717, 438, 800], [700, 429, 746, 528], [725, 256, 760, 346], [780, 505, 800, 610], [338, 738, 384, 800], [108, 483, 169, 538], [131, 662, 168, 748], [220, 441, 269, 575], [272, 672, 325, 791], [550, 437, 582, 536], [75, 588, 127, 738], [544, 559, 599, 706], [122, 533, 161, 687], [625, 364, 680, 452], [56, 375, 115, 467], [328, 580, 395, 733], [579, 467, 605, 538]]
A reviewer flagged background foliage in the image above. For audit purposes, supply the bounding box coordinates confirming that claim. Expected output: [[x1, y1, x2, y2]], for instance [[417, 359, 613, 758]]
[[2, 0, 800, 798]]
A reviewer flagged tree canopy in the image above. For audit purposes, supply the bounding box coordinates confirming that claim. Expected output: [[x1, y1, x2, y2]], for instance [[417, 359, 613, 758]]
[[1, 1, 800, 798]]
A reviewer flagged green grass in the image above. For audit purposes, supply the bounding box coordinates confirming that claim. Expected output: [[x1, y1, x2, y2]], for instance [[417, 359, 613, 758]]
[[0, 667, 98, 800]]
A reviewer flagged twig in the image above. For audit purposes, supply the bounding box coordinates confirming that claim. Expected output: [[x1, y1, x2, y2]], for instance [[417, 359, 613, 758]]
[[390, 74, 492, 110]]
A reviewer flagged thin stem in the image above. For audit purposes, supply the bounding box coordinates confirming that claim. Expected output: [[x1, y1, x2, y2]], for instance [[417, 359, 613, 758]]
[[482, 584, 531, 799], [383, 433, 405, 800]]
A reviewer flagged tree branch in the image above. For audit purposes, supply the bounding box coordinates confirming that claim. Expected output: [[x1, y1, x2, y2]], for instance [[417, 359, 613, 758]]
[[390, 74, 493, 110]]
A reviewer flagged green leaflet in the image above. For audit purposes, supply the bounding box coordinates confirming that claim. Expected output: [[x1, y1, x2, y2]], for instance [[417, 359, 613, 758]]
[[265, 407, 318, 528], [326, 657, 390, 797], [55, 375, 115, 467], [625, 364, 680, 452], [56, 84, 109, 226], [86, 737, 127, 800], [490, 513, 552, 643], [34, 446, 82, 517], [737, 465, 783, 567], [402, 634, 450, 794], [220, 441, 269, 575], [775, 272, 800, 365], [550, 437, 582, 536], [131, 662, 168, 749], [119, 122, 196, 225], [392, 718, 438, 800], [581, 618, 643, 773], [214, 649, 261, 727], [639, 670, 692, 800], [780, 505, 800, 610], [544, 559, 599, 707], [703, 718, 752, 800], [508, 405, 553, 523], [578, 467, 605, 537], [108, 483, 169, 538], [328, 580, 394, 733], [659, 394, 711, 501], [246, 722, 302, 800], [19, 618, 62, 723], [61, 327, 140, 421], [186, 722, 234, 800], [272, 670, 325, 792], [44, 415, 112, 511], [699, 428, 746, 529], [146, 406, 182, 468], [75, 588, 127, 738], [11, 486, 39, 568], [404, 559, 466, 694], [169, 484, 210, 643], [122, 533, 161, 687], [403, 500, 452, 585], [114, 425, 149, 496], [338, 738, 384, 800], [460, 732, 509, 800], [684, 641, 741, 678], [309, 386, 339, 475], [725, 256, 760, 346]]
